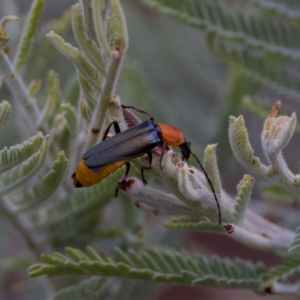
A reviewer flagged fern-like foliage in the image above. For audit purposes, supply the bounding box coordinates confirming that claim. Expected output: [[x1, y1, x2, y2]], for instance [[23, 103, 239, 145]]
[[233, 175, 253, 225], [142, 0, 300, 60], [0, 132, 44, 173], [28, 78, 42, 96], [0, 1, 131, 298], [46, 31, 102, 92], [77, 71, 97, 111], [11, 151, 68, 208], [266, 227, 300, 282], [0, 136, 49, 195], [165, 216, 223, 232], [27, 168, 124, 244], [60, 103, 77, 136], [252, 0, 300, 23], [72, 4, 105, 74], [142, 0, 300, 115], [37, 70, 61, 128], [0, 100, 11, 133], [207, 34, 300, 98], [14, 0, 45, 71], [28, 246, 267, 289]]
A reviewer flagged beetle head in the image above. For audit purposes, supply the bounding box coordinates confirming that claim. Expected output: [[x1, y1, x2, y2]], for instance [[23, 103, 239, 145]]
[[178, 140, 191, 161]]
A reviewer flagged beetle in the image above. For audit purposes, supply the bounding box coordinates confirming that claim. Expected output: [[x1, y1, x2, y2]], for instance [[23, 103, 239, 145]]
[[72, 105, 221, 224]]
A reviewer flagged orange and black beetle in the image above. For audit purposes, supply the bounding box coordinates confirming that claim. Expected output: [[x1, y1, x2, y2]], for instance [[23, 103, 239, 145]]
[[72, 105, 221, 224]]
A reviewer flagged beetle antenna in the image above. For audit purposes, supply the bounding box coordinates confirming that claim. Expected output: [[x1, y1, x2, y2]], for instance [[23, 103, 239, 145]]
[[122, 105, 154, 120], [189, 151, 221, 225]]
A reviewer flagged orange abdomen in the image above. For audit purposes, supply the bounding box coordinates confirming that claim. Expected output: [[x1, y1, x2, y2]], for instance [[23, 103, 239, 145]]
[[159, 123, 185, 146], [73, 159, 127, 187]]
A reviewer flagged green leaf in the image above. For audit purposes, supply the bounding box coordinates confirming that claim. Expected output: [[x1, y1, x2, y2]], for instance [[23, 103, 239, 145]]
[[242, 96, 273, 120], [203, 144, 222, 198], [23, 11, 71, 76], [46, 31, 102, 92], [0, 16, 19, 33], [109, 0, 128, 53], [288, 228, 300, 255], [60, 103, 77, 135], [265, 227, 300, 282], [0, 132, 44, 173], [92, 0, 111, 58], [208, 33, 300, 98], [0, 135, 49, 196], [228, 115, 265, 173], [28, 79, 42, 97], [11, 151, 68, 208], [77, 71, 97, 110], [63, 75, 80, 108], [50, 109, 77, 158], [0, 100, 11, 133], [165, 216, 224, 232], [28, 246, 267, 290], [28, 167, 124, 241], [252, 0, 300, 24], [37, 70, 60, 128], [14, 0, 45, 71], [71, 4, 105, 74], [233, 175, 254, 226], [0, 17, 17, 48], [50, 114, 71, 150], [261, 183, 294, 204], [79, 98, 90, 121]]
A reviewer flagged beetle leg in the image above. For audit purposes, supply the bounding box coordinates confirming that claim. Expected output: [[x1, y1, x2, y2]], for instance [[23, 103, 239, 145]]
[[122, 105, 154, 120], [102, 121, 121, 141], [123, 162, 131, 181], [159, 141, 167, 169], [141, 152, 152, 185], [115, 162, 131, 197]]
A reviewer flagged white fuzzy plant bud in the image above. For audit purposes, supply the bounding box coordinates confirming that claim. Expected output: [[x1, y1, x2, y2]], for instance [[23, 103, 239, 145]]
[[204, 144, 222, 198], [229, 115, 268, 176], [262, 102, 296, 156], [230, 101, 300, 201], [159, 150, 233, 223], [262, 101, 297, 181], [117, 147, 233, 223]]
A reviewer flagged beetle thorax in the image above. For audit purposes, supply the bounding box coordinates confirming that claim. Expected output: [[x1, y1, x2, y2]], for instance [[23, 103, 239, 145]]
[[158, 123, 185, 146]]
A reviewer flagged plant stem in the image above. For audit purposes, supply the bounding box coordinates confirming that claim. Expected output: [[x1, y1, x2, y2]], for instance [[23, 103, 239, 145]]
[[86, 50, 124, 149], [267, 281, 300, 295]]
